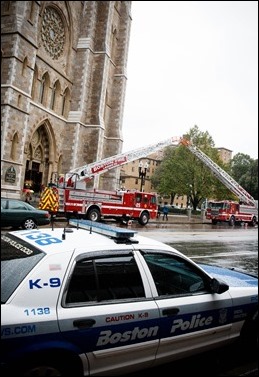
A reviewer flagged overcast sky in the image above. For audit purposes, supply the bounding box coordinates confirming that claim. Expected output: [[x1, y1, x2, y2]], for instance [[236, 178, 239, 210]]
[[122, 1, 258, 159]]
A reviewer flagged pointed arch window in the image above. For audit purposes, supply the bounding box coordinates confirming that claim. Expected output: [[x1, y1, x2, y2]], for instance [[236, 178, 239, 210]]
[[11, 132, 19, 161], [50, 80, 61, 112], [31, 65, 38, 101], [61, 87, 71, 118], [28, 1, 36, 24], [39, 72, 50, 107], [22, 57, 28, 76]]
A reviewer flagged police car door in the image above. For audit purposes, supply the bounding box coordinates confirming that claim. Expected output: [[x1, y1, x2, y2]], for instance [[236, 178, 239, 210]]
[[138, 250, 232, 364], [58, 250, 160, 375]]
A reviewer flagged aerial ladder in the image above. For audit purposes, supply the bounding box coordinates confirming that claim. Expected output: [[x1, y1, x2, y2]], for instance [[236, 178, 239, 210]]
[[180, 139, 256, 207], [66, 136, 181, 182]]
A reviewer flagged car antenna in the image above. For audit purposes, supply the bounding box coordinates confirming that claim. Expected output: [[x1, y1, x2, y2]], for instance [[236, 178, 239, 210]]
[[62, 227, 66, 240]]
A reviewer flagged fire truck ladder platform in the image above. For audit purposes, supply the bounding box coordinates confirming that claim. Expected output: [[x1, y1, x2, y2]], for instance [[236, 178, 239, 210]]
[[69, 219, 138, 244]]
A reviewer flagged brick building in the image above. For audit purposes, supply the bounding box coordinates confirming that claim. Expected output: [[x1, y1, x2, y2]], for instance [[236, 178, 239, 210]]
[[1, 1, 132, 199]]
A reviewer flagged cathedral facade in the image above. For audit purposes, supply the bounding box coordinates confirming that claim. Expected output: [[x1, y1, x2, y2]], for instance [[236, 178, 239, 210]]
[[1, 1, 132, 198]]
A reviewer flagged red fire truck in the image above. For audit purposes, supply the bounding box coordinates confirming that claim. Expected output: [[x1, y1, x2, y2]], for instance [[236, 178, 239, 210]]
[[205, 200, 258, 226], [39, 136, 181, 225], [55, 187, 157, 225]]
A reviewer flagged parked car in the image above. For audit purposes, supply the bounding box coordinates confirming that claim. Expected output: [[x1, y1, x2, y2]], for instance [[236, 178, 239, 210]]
[[1, 198, 50, 229], [1, 220, 258, 376]]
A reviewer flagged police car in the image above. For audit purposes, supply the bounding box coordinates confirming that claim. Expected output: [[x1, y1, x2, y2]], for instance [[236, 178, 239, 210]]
[[1, 220, 258, 376]]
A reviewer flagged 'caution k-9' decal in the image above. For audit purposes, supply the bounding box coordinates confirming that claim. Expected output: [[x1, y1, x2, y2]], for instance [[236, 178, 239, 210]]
[[39, 187, 59, 212]]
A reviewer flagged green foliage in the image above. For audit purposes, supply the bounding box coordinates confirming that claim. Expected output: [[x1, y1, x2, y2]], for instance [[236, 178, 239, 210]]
[[230, 154, 258, 199], [151, 125, 242, 210]]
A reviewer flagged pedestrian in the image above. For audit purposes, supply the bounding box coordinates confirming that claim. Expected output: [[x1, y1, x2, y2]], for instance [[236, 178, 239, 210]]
[[162, 203, 169, 221], [157, 203, 162, 219], [25, 192, 32, 203]]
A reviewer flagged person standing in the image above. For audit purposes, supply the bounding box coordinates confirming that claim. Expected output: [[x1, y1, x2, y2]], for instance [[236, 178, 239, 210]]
[[162, 203, 169, 221]]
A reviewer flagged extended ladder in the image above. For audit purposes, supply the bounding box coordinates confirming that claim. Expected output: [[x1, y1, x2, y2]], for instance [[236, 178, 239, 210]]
[[184, 142, 256, 207], [69, 136, 181, 180]]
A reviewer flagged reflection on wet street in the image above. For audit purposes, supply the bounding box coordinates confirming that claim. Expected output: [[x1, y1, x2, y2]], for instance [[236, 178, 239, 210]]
[[167, 240, 258, 276], [137, 223, 258, 277]]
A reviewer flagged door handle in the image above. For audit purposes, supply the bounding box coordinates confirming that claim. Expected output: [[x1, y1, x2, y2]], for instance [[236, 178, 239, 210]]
[[73, 319, 96, 328], [162, 308, 179, 316]]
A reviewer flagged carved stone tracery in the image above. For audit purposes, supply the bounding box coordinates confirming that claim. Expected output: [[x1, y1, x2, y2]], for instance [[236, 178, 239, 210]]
[[41, 7, 65, 60]]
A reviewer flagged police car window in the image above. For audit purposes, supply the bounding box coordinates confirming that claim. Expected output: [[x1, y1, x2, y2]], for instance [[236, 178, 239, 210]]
[[66, 255, 145, 304], [1, 234, 45, 303], [141, 251, 207, 296]]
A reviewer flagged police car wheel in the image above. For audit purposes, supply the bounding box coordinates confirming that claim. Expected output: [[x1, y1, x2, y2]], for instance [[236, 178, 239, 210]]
[[22, 218, 37, 229], [239, 310, 258, 356], [18, 356, 81, 377], [20, 364, 62, 376]]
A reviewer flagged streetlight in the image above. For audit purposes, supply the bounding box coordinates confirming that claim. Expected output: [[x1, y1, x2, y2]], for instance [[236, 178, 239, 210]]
[[138, 161, 149, 192]]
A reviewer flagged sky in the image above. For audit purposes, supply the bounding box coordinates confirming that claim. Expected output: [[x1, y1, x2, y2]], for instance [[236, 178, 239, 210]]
[[122, 1, 258, 159]]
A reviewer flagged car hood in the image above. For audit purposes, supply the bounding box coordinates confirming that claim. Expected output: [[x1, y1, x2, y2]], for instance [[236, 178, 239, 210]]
[[199, 263, 258, 287]]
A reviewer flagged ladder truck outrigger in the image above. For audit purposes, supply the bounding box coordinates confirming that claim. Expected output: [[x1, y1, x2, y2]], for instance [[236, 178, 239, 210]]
[[181, 139, 258, 226], [39, 136, 181, 225]]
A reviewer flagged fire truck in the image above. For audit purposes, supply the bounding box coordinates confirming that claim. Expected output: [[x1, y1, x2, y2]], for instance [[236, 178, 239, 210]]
[[38, 136, 181, 225], [180, 140, 258, 226]]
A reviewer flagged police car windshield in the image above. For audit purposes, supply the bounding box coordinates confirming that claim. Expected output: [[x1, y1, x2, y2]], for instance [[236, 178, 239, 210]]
[[1, 234, 45, 303]]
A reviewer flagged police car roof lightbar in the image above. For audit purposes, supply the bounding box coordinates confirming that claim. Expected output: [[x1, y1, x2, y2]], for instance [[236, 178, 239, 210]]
[[69, 219, 138, 243]]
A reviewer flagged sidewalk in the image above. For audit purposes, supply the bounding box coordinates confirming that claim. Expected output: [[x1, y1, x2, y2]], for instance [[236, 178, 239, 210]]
[[153, 213, 210, 224], [50, 213, 211, 226]]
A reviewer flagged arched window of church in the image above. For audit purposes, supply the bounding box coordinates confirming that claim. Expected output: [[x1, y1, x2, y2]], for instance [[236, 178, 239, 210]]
[[61, 87, 71, 118], [111, 26, 117, 62], [31, 64, 38, 101], [22, 57, 28, 76], [28, 1, 36, 24], [2, 1, 11, 14], [50, 83, 56, 110], [17, 94, 22, 108], [11, 132, 19, 161], [39, 72, 50, 107], [50, 80, 61, 112]]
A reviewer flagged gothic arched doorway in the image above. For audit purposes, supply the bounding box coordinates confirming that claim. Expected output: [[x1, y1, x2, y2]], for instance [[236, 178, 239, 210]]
[[24, 126, 50, 194]]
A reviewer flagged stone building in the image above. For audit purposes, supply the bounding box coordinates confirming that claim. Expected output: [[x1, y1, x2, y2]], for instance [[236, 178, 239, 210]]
[[1, 1, 132, 199]]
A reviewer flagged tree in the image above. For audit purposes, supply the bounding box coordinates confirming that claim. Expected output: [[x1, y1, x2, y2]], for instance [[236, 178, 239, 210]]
[[230, 154, 258, 200], [151, 125, 236, 209]]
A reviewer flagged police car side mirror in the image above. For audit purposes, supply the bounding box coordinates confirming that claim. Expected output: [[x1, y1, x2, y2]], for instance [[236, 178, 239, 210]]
[[210, 278, 229, 294]]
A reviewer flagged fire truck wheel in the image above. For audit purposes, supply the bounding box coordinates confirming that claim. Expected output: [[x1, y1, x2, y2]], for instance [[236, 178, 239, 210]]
[[250, 216, 257, 227], [229, 216, 235, 226], [138, 212, 150, 226], [87, 208, 101, 222]]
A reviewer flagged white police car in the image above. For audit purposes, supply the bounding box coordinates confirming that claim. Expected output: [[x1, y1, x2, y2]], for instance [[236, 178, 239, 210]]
[[1, 220, 258, 376]]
